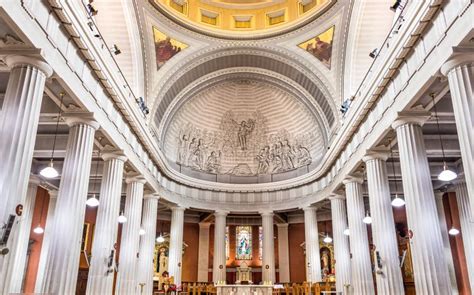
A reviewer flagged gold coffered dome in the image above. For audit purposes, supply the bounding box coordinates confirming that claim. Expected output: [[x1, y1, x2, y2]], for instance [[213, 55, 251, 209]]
[[152, 0, 333, 36]]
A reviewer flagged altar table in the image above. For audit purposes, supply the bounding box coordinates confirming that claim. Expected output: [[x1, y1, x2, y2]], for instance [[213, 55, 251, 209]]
[[216, 285, 273, 295]]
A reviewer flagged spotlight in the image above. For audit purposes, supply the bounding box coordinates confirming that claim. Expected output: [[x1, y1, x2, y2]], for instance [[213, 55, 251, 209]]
[[340, 98, 352, 114], [136, 97, 150, 116], [390, 0, 402, 11], [111, 44, 121, 55], [369, 49, 378, 58], [87, 3, 98, 16]]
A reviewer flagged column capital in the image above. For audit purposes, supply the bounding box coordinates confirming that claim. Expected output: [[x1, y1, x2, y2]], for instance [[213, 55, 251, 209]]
[[214, 210, 229, 217], [441, 52, 474, 76], [63, 112, 100, 130], [391, 111, 431, 130], [362, 148, 390, 162], [125, 172, 146, 184], [143, 192, 160, 200], [259, 210, 274, 217], [170, 206, 186, 212], [276, 223, 289, 228], [199, 222, 211, 229], [4, 55, 53, 77], [48, 189, 59, 199], [301, 205, 317, 212], [342, 174, 363, 185], [101, 147, 127, 162], [29, 174, 42, 185], [329, 193, 346, 201], [434, 191, 446, 200]]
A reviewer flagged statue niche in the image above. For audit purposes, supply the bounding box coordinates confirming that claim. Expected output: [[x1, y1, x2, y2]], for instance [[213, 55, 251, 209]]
[[236, 261, 252, 284]]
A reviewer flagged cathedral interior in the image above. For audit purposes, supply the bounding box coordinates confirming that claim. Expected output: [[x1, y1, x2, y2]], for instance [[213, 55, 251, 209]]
[[0, 0, 473, 294]]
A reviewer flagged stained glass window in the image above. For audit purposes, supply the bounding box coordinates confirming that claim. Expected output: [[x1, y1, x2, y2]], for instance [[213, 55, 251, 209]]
[[259, 226, 263, 260], [236, 226, 252, 260], [225, 226, 230, 260]]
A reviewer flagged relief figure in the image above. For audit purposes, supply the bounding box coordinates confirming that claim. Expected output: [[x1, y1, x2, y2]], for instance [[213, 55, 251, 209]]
[[238, 120, 255, 150]]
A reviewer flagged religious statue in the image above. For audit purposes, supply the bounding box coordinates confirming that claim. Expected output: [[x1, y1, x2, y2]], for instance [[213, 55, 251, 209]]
[[296, 145, 312, 166], [177, 134, 189, 165], [238, 120, 255, 150], [158, 247, 168, 274], [255, 146, 270, 174], [206, 151, 221, 173], [280, 140, 295, 170]]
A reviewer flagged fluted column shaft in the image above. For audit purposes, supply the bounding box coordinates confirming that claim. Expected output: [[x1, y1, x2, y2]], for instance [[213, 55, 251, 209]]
[[393, 115, 451, 294], [276, 224, 290, 283], [344, 177, 375, 294], [213, 211, 228, 283], [34, 190, 58, 292], [115, 175, 146, 295], [138, 194, 159, 295], [455, 181, 474, 290], [363, 153, 404, 294], [168, 207, 185, 286], [7, 177, 40, 293], [303, 207, 322, 283], [0, 56, 52, 291], [261, 211, 275, 283], [197, 223, 211, 282], [434, 193, 459, 293], [86, 151, 127, 295], [330, 196, 351, 293], [441, 58, 474, 218], [41, 113, 99, 294]]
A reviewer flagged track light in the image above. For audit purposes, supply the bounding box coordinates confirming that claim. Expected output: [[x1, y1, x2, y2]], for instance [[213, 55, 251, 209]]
[[111, 44, 121, 55], [369, 49, 378, 58]]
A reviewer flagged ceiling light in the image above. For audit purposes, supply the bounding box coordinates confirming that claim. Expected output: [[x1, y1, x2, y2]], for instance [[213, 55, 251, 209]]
[[118, 212, 127, 224], [448, 227, 460, 236], [343, 228, 350, 236], [40, 160, 59, 179], [363, 211, 372, 224], [391, 194, 406, 207], [33, 224, 44, 234], [139, 228, 146, 236], [438, 163, 457, 182], [156, 235, 165, 243], [323, 235, 333, 243], [86, 194, 99, 207]]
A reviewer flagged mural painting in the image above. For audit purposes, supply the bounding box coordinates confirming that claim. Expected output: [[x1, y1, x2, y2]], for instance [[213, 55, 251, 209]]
[[153, 26, 187, 70], [175, 110, 315, 176], [298, 26, 334, 68]]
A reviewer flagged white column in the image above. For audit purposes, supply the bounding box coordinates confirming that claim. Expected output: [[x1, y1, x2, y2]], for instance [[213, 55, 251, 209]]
[[434, 192, 459, 294], [363, 151, 404, 294], [329, 195, 351, 294], [138, 193, 160, 295], [260, 211, 275, 283], [41, 112, 99, 294], [168, 206, 185, 286], [392, 113, 451, 294], [86, 150, 127, 295], [197, 222, 211, 282], [34, 189, 58, 293], [441, 56, 474, 218], [0, 56, 52, 287], [454, 180, 474, 290], [7, 176, 40, 293], [303, 206, 322, 283], [343, 176, 375, 294], [115, 174, 146, 295], [276, 224, 290, 283], [213, 210, 228, 283]]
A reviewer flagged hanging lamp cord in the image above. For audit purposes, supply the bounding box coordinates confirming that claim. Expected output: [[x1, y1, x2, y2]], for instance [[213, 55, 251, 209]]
[[50, 93, 65, 160], [430, 94, 447, 161]]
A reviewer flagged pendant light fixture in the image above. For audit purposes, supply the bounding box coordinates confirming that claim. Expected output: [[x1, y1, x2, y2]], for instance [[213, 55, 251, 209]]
[[156, 221, 165, 243], [362, 211, 372, 224], [389, 142, 405, 207], [431, 94, 457, 182], [322, 222, 332, 243], [118, 211, 127, 224], [139, 228, 146, 236], [86, 151, 100, 207], [343, 228, 350, 236], [40, 92, 65, 179], [33, 195, 46, 234]]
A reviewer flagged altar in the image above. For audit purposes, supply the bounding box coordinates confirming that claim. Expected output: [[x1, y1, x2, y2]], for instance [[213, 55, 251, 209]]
[[216, 285, 273, 295]]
